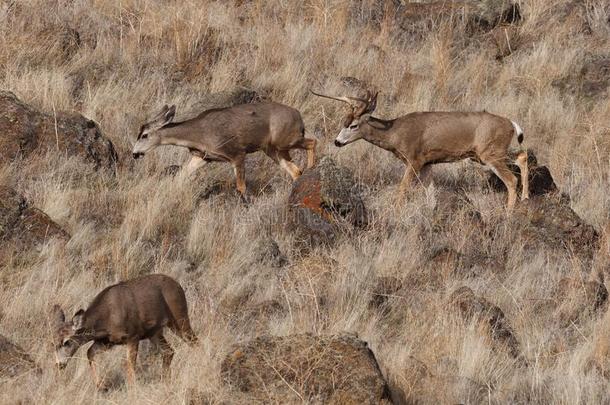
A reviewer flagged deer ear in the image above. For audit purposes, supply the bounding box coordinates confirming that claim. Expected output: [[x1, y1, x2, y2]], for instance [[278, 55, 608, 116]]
[[72, 309, 85, 331], [50, 305, 65, 328], [164, 105, 176, 124], [366, 92, 378, 114]]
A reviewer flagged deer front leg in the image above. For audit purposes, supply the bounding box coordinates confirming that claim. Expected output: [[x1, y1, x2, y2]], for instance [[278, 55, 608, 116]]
[[125, 340, 139, 386], [232, 156, 246, 196], [278, 150, 302, 180], [182, 155, 207, 178], [87, 341, 110, 390]]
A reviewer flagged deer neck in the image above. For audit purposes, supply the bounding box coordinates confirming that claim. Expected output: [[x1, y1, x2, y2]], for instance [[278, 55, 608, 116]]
[[157, 123, 202, 150], [362, 117, 397, 152]]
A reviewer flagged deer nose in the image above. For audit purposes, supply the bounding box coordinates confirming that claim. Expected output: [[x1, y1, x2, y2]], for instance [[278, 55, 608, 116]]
[[133, 152, 143, 159], [334, 140, 344, 147]]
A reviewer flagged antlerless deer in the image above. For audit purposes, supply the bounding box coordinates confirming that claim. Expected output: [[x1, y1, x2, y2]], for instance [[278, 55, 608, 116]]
[[311, 90, 529, 210], [50, 274, 197, 388], [132, 103, 316, 196]]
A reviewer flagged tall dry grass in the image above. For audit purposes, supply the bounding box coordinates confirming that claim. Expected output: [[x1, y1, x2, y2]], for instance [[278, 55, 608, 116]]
[[1, 0, 610, 403]]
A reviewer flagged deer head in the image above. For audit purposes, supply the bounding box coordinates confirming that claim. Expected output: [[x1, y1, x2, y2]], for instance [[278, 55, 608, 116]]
[[49, 305, 87, 369], [311, 90, 377, 146], [132, 105, 176, 159]]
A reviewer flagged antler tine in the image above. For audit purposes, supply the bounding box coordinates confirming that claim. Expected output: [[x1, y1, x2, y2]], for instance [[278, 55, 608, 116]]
[[310, 90, 369, 108]]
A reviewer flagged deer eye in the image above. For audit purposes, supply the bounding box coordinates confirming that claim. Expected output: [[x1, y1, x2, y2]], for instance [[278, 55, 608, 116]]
[[349, 124, 359, 130], [141, 133, 148, 139]]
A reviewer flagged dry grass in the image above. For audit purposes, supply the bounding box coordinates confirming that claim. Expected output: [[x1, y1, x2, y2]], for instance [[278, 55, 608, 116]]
[[1, 0, 610, 403]]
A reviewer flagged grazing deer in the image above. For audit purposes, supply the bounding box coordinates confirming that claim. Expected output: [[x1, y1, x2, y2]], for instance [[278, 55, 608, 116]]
[[311, 90, 529, 210], [132, 103, 316, 195], [49, 274, 197, 388]]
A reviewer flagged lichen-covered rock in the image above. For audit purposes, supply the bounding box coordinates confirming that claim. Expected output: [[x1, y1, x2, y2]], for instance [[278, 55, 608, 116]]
[[0, 185, 69, 263], [288, 156, 367, 244], [0, 334, 38, 378], [0, 91, 117, 169], [450, 286, 521, 358], [554, 277, 608, 324], [511, 195, 599, 261], [221, 333, 392, 404], [396, 0, 520, 40], [552, 55, 610, 99]]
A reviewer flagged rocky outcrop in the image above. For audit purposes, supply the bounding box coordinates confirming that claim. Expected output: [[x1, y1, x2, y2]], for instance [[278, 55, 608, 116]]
[[554, 277, 608, 324], [450, 286, 521, 358], [221, 333, 392, 404], [288, 156, 367, 244], [0, 91, 117, 169], [0, 185, 69, 263], [553, 55, 610, 100], [511, 195, 599, 261]]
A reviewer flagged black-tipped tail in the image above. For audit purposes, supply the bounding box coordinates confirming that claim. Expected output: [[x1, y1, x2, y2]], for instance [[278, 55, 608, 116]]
[[517, 133, 524, 144]]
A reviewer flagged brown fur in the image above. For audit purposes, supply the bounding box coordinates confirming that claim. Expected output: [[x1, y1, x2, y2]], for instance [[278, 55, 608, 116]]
[[133, 102, 317, 195], [51, 274, 196, 387]]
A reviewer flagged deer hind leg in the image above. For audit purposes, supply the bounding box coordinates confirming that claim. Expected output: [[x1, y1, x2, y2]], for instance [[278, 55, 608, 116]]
[[125, 340, 139, 386], [485, 157, 518, 211], [278, 150, 302, 180], [151, 332, 174, 379], [296, 138, 317, 169], [232, 156, 246, 196], [515, 150, 529, 201]]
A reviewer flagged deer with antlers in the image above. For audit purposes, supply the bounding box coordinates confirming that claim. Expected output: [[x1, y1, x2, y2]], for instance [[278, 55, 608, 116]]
[[311, 90, 529, 210], [132, 103, 316, 196]]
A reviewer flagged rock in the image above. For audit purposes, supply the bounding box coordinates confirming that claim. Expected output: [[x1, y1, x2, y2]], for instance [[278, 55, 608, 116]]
[[450, 287, 521, 358], [552, 55, 610, 99], [221, 333, 392, 404], [554, 277, 608, 324], [252, 237, 288, 268], [396, 0, 520, 40], [488, 165, 558, 198], [511, 195, 599, 261], [0, 91, 117, 169], [288, 156, 367, 243], [0, 334, 38, 378], [0, 185, 69, 263], [487, 150, 558, 198]]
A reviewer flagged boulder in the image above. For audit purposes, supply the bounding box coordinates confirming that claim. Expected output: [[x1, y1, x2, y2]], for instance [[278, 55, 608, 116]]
[[450, 287, 521, 358], [0, 91, 117, 169], [0, 334, 38, 378], [511, 195, 599, 261], [252, 237, 288, 268], [0, 185, 69, 263], [487, 151, 558, 198], [553, 277, 608, 324], [221, 333, 392, 404], [396, 0, 521, 40], [552, 55, 610, 99], [288, 156, 367, 244]]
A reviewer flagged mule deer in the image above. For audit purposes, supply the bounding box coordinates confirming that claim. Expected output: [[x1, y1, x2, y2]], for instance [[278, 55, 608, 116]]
[[49, 274, 197, 388], [132, 103, 316, 196], [311, 90, 529, 210]]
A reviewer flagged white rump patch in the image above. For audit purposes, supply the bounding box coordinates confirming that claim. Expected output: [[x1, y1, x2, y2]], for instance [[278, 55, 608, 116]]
[[510, 120, 523, 136]]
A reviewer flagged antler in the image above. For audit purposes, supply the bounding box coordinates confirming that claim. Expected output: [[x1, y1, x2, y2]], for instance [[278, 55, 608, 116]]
[[310, 90, 377, 116]]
